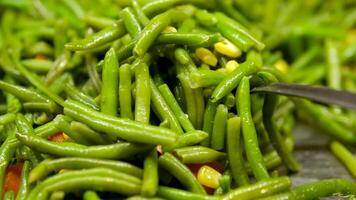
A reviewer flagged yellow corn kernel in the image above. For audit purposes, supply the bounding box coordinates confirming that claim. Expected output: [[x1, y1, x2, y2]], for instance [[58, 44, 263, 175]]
[[63, 133, 70, 141], [196, 48, 218, 67], [225, 60, 239, 74], [162, 26, 177, 33], [274, 59, 289, 74], [214, 40, 241, 58], [197, 165, 222, 189], [346, 29, 356, 45]]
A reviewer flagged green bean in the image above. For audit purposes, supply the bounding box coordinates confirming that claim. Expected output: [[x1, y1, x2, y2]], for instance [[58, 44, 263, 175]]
[[177, 73, 198, 128], [28, 157, 143, 183], [150, 79, 184, 134], [61, 0, 84, 18], [142, 0, 213, 17], [211, 52, 260, 102], [70, 121, 110, 145], [258, 72, 301, 172], [220, 177, 291, 200], [44, 53, 69, 85], [178, 18, 196, 33], [82, 15, 115, 29], [189, 70, 226, 89], [52, 115, 93, 145], [325, 40, 342, 112], [201, 100, 218, 146], [64, 99, 178, 145], [86, 54, 102, 94], [0, 80, 50, 103], [134, 10, 172, 57], [83, 190, 101, 200], [4, 191, 15, 200], [131, 0, 150, 26], [223, 93, 235, 109], [121, 7, 142, 38], [263, 95, 301, 171], [164, 130, 208, 152], [0, 113, 16, 125], [0, 124, 18, 197], [16, 161, 31, 200], [119, 64, 134, 119], [195, 9, 217, 27], [157, 186, 218, 200], [294, 99, 356, 144], [12, 56, 65, 106], [226, 117, 249, 186], [157, 33, 221, 47], [4, 80, 22, 114], [16, 130, 151, 159], [216, 12, 265, 50], [193, 88, 205, 130], [64, 83, 99, 110], [158, 84, 195, 132], [291, 24, 346, 39], [141, 149, 159, 197], [218, 0, 251, 28], [23, 102, 58, 113], [21, 58, 53, 73], [290, 46, 320, 71], [173, 146, 225, 164], [34, 120, 60, 138], [101, 48, 119, 116], [211, 104, 228, 151], [126, 196, 165, 200], [141, 0, 179, 17], [216, 22, 253, 52], [18, 145, 43, 166], [330, 141, 356, 178], [237, 77, 269, 181], [48, 73, 71, 95], [27, 168, 142, 200], [158, 153, 206, 194], [135, 63, 151, 123], [265, 179, 356, 200], [174, 48, 191, 65], [117, 40, 136, 62], [65, 20, 126, 51]]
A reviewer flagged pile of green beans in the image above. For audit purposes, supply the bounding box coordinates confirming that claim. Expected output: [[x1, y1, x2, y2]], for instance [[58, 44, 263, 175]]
[[0, 0, 355, 199]]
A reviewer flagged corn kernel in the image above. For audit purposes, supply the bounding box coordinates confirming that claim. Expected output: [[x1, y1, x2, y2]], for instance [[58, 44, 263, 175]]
[[197, 165, 222, 189], [225, 60, 239, 74], [346, 29, 356, 45], [214, 40, 241, 58], [63, 133, 70, 141], [195, 48, 218, 67], [274, 59, 289, 74], [162, 26, 177, 33]]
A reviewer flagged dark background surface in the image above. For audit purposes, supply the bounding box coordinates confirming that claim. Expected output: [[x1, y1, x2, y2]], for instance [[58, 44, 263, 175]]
[[290, 123, 355, 199]]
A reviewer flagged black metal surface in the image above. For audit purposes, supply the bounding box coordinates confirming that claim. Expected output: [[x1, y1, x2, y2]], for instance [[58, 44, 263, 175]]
[[252, 83, 356, 110]]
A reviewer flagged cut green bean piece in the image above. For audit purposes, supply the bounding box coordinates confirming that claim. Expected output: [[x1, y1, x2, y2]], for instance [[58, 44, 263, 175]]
[[119, 64, 133, 119], [135, 63, 151, 123], [211, 104, 228, 151], [101, 48, 119, 116], [159, 153, 206, 194], [173, 146, 225, 164], [141, 149, 159, 197], [227, 117, 249, 186], [158, 84, 195, 132]]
